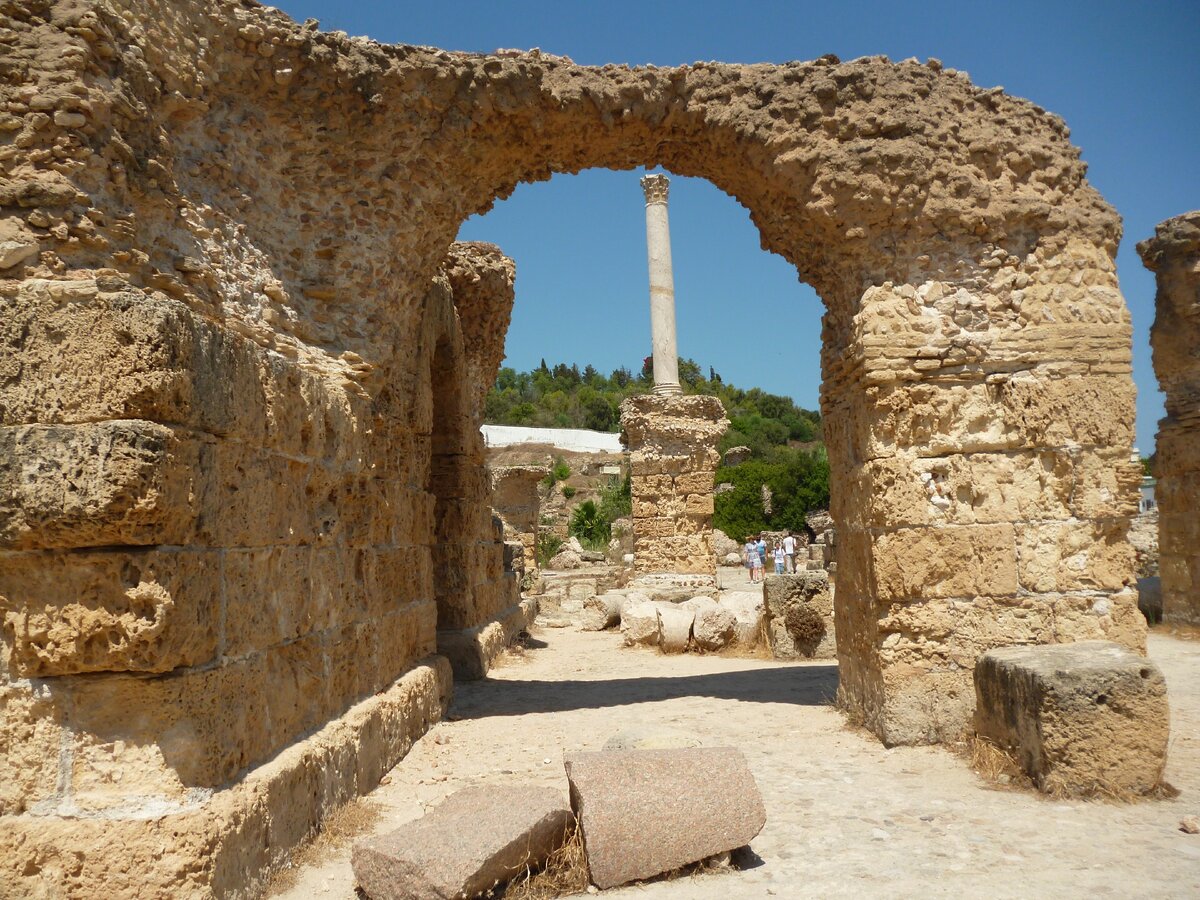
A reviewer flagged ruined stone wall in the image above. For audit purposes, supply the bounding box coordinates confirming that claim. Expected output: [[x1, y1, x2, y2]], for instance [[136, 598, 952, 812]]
[[0, 0, 1147, 891], [490, 464, 548, 580], [620, 394, 728, 576], [1139, 212, 1200, 625]]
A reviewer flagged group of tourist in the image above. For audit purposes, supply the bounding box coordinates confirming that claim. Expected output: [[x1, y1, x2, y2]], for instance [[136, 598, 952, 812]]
[[742, 532, 800, 582]]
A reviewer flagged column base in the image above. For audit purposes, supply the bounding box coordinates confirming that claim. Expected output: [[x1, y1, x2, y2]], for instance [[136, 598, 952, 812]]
[[651, 382, 682, 396]]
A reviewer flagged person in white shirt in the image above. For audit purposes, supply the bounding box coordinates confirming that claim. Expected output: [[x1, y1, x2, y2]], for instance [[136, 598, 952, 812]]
[[782, 532, 796, 573]]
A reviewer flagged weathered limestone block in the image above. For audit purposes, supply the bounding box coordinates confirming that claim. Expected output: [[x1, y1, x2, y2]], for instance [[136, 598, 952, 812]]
[[620, 394, 727, 576], [436, 597, 537, 680], [719, 592, 765, 646], [693, 605, 737, 651], [352, 785, 572, 900], [565, 748, 766, 889], [762, 572, 836, 659], [0, 421, 203, 549], [656, 602, 694, 653], [581, 591, 625, 631], [1, 658, 452, 897], [1139, 212, 1200, 624], [974, 641, 1169, 795], [620, 601, 660, 647], [0, 548, 221, 675]]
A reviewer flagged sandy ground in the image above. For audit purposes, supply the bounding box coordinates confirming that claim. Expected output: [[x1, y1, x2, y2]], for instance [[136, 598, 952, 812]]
[[272, 578, 1200, 899]]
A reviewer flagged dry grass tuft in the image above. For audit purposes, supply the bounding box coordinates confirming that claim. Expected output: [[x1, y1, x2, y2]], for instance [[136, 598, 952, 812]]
[[498, 823, 589, 899], [964, 735, 1029, 788], [266, 798, 382, 896], [1042, 777, 1180, 803]]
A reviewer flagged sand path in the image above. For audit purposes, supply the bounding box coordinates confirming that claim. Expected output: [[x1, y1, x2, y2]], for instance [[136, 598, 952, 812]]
[[272, 604, 1200, 899]]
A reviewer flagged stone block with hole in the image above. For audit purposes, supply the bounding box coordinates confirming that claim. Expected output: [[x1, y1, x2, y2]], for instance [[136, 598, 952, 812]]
[[973, 641, 1169, 796], [761, 572, 835, 659]]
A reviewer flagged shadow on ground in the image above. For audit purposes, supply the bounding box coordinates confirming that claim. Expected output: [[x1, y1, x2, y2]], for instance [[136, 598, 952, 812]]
[[451, 662, 839, 719]]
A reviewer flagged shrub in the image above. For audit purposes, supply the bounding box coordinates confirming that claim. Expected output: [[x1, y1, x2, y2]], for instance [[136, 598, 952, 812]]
[[569, 499, 610, 549], [561, 485, 577, 499], [536, 532, 563, 567]]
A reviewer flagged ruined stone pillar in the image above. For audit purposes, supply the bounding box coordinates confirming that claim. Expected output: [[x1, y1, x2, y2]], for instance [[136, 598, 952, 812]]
[[619, 394, 728, 578], [640, 174, 682, 396], [1139, 212, 1200, 625]]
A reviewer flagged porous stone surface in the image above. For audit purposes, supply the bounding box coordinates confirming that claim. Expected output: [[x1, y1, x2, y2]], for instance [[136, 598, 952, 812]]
[[620, 601, 661, 647], [490, 464, 548, 583], [656, 602, 695, 653], [0, 0, 1146, 885], [565, 748, 766, 889], [1139, 212, 1200, 625], [351, 784, 572, 900], [693, 606, 738, 651], [974, 641, 1169, 795], [763, 572, 836, 659], [620, 394, 728, 576], [720, 592, 766, 647]]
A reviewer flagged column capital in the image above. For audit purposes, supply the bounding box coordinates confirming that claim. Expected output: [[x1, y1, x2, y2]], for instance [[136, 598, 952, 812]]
[[640, 173, 670, 205]]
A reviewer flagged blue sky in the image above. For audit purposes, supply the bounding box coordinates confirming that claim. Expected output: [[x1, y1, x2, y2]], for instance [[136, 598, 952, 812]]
[[274, 1, 1198, 452]]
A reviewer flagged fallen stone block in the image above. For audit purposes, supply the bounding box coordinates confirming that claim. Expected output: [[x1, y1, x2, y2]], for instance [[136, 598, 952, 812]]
[[694, 606, 737, 651], [620, 601, 660, 647], [762, 572, 835, 659], [719, 592, 764, 647], [680, 595, 717, 616], [580, 591, 625, 631], [352, 784, 573, 899], [974, 641, 1170, 796], [565, 748, 766, 889], [656, 602, 694, 653]]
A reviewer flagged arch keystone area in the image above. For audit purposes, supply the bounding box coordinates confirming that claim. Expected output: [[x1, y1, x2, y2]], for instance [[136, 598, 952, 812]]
[[0, 0, 1147, 892]]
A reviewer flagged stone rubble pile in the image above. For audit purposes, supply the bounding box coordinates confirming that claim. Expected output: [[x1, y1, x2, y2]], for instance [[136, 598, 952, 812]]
[[616, 591, 765, 653]]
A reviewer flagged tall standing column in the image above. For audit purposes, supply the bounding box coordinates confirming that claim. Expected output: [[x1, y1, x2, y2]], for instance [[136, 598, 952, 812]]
[[641, 173, 682, 396]]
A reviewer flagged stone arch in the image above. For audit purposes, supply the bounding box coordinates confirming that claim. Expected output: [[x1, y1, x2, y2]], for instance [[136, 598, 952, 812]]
[[0, 1, 1149, 891]]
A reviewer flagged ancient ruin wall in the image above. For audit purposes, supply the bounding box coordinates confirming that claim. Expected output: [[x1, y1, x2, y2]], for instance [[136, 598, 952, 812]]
[[0, 0, 1147, 891], [1139, 212, 1200, 625], [620, 394, 729, 576]]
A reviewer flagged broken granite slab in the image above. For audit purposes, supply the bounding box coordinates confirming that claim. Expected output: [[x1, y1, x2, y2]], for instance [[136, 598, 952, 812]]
[[352, 784, 572, 899], [565, 747, 765, 889]]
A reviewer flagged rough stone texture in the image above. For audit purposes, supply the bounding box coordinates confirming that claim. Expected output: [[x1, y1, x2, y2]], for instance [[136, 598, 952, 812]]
[[565, 748, 766, 889], [720, 592, 766, 647], [1139, 212, 1200, 625], [620, 601, 660, 647], [580, 590, 625, 631], [620, 394, 728, 576], [694, 605, 738, 651], [763, 572, 836, 659], [974, 641, 1169, 796], [656, 602, 695, 653], [1, 658, 451, 898], [0, 0, 1146, 884], [351, 784, 572, 900], [490, 464, 548, 581]]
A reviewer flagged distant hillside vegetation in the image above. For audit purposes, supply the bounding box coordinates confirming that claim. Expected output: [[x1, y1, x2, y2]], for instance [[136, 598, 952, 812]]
[[484, 357, 829, 539]]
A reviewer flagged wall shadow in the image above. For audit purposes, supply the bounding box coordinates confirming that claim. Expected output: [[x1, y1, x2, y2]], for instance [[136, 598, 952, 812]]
[[450, 663, 838, 720]]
